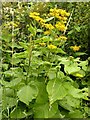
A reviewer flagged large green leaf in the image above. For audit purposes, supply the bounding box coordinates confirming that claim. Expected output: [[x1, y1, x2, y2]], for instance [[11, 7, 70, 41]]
[[68, 110, 83, 118], [64, 63, 80, 74], [46, 78, 67, 105], [17, 85, 38, 105], [33, 102, 58, 118], [1, 78, 22, 88], [35, 82, 48, 104], [59, 95, 80, 111], [63, 82, 88, 100]]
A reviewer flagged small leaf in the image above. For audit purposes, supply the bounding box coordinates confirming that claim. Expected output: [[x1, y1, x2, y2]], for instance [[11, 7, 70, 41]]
[[47, 69, 56, 80], [74, 25, 80, 32], [56, 48, 66, 54], [67, 30, 74, 35], [75, 52, 87, 56], [17, 85, 38, 105], [45, 17, 54, 22]]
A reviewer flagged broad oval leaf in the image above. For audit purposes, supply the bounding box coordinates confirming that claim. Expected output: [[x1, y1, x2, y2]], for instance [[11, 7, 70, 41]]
[[17, 85, 38, 105], [46, 78, 67, 105]]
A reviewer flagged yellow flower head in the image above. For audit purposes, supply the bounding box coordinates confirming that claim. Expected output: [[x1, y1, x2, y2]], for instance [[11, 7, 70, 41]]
[[70, 45, 81, 51], [29, 12, 40, 17], [61, 17, 67, 21], [29, 12, 45, 24], [44, 24, 54, 30], [59, 9, 70, 17], [55, 22, 67, 31], [66, 12, 70, 16], [44, 30, 51, 35], [58, 36, 67, 40], [49, 8, 69, 21], [39, 43, 46, 46], [48, 44, 57, 49], [75, 73, 83, 78]]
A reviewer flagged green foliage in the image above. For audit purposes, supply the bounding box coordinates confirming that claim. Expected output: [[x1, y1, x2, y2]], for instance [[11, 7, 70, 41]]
[[1, 2, 89, 119]]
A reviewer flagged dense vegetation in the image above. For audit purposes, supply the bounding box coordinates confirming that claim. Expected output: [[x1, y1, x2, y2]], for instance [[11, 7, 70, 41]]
[[0, 2, 90, 119]]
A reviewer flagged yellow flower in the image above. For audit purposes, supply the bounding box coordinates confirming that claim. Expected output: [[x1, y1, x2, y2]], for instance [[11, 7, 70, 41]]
[[61, 17, 67, 21], [70, 45, 81, 51], [48, 44, 57, 49], [44, 30, 51, 35], [39, 43, 46, 46], [6, 21, 19, 27], [44, 24, 54, 30], [49, 8, 69, 22], [59, 10, 66, 16], [59, 9, 70, 17], [29, 12, 40, 17], [58, 36, 67, 40], [75, 73, 83, 78], [29, 12, 45, 24], [66, 12, 70, 16], [35, 16, 45, 23], [55, 22, 67, 31]]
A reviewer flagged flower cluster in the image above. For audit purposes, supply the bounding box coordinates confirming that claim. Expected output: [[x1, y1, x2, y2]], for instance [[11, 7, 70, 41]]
[[29, 12, 45, 24], [55, 22, 67, 31], [70, 45, 81, 51], [29, 8, 69, 50], [49, 8, 70, 21], [44, 24, 54, 30]]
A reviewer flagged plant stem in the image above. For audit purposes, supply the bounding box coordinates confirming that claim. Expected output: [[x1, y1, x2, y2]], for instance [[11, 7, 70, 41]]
[[63, 8, 74, 35], [26, 35, 33, 84]]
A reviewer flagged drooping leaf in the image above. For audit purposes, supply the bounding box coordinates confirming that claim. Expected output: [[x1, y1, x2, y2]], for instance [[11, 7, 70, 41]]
[[68, 110, 83, 118], [59, 95, 80, 111], [33, 102, 58, 118], [35, 82, 48, 104], [45, 17, 54, 22], [75, 52, 87, 56], [56, 48, 66, 54]]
